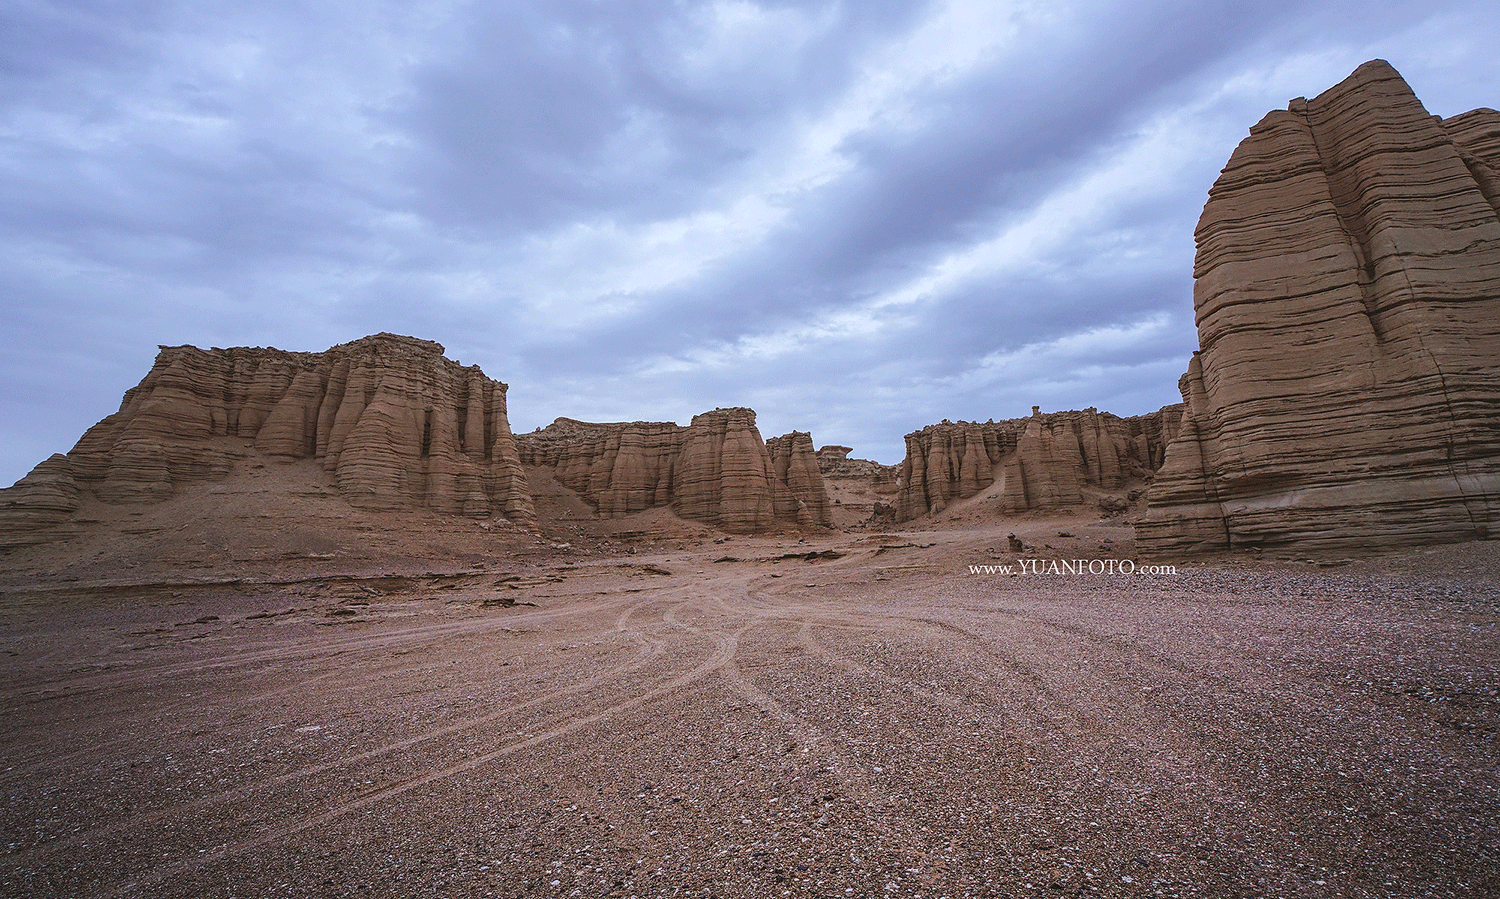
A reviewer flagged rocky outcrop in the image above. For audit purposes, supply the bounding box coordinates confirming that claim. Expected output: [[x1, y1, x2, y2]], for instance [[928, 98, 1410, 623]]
[[896, 406, 1181, 520], [516, 408, 832, 532], [0, 454, 83, 546], [766, 431, 834, 528], [815, 445, 900, 529], [1139, 60, 1500, 555], [816, 446, 900, 490], [0, 334, 536, 546]]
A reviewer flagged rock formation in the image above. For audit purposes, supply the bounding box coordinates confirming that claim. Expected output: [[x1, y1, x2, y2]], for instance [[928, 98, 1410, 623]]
[[815, 446, 901, 528], [816, 446, 900, 490], [766, 431, 834, 528], [896, 406, 1181, 521], [516, 409, 833, 533], [0, 454, 82, 546], [1139, 60, 1500, 555], [0, 334, 536, 546]]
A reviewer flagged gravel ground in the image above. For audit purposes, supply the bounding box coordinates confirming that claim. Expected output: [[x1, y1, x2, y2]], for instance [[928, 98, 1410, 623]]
[[1, 527, 1496, 898]]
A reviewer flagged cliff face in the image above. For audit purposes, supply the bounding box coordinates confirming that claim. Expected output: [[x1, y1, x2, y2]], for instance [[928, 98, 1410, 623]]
[[765, 431, 835, 529], [896, 406, 1181, 521], [1139, 60, 1500, 555], [0, 455, 82, 546], [0, 334, 536, 546], [815, 446, 900, 490], [515, 409, 832, 533]]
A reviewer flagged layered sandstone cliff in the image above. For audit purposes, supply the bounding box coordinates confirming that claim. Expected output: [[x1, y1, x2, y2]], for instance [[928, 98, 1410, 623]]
[[1139, 60, 1500, 555], [516, 409, 833, 533], [0, 334, 537, 546], [896, 406, 1181, 521]]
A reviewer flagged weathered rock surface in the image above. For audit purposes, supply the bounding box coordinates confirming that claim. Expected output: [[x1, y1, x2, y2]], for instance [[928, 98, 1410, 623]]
[[0, 334, 536, 546], [815, 446, 901, 529], [897, 406, 1181, 521], [0, 454, 83, 545], [516, 409, 832, 533], [816, 446, 900, 488], [766, 431, 834, 528], [1140, 60, 1500, 555]]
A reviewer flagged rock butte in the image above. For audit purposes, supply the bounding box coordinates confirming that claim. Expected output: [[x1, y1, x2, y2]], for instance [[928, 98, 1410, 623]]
[[0, 334, 537, 546], [515, 410, 833, 534], [1140, 59, 1500, 556], [896, 406, 1182, 521]]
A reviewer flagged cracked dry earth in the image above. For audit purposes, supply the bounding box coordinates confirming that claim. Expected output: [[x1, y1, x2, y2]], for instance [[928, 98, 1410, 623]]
[[1, 533, 1497, 899]]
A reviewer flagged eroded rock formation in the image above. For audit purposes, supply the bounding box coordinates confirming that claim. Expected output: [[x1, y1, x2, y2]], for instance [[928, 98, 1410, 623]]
[[816, 446, 900, 490], [0, 454, 82, 546], [766, 431, 834, 528], [0, 334, 536, 546], [516, 409, 833, 532], [815, 445, 900, 528], [1139, 60, 1500, 555], [897, 406, 1181, 520]]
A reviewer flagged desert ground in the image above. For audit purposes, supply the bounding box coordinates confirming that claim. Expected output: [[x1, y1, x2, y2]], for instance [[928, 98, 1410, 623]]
[[1, 490, 1497, 898]]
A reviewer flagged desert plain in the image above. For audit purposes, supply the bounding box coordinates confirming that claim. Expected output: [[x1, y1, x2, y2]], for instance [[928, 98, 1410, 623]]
[[1, 470, 1496, 899]]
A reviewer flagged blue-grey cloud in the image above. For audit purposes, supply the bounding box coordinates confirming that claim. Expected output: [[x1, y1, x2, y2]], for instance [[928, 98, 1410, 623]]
[[3, 0, 1500, 485]]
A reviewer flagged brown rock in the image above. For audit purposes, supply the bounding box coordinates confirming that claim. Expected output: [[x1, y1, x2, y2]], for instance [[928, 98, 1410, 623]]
[[1140, 60, 1500, 555], [814, 446, 901, 529], [815, 447, 899, 489], [897, 406, 1181, 520], [675, 408, 776, 532], [0, 334, 537, 547], [766, 431, 834, 528], [516, 408, 833, 534], [0, 454, 82, 547]]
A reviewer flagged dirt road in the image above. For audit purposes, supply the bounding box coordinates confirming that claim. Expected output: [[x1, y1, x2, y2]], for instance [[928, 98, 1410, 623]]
[[2, 530, 1496, 897]]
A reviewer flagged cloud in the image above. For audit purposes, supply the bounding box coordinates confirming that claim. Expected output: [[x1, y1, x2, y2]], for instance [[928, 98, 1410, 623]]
[[3, 0, 1500, 481]]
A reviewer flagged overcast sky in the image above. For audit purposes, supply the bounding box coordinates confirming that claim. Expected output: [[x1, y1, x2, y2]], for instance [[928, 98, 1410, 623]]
[[3, 0, 1498, 484]]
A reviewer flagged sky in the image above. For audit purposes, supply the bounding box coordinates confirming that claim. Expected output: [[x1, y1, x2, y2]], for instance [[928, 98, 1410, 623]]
[[3, 0, 1499, 485]]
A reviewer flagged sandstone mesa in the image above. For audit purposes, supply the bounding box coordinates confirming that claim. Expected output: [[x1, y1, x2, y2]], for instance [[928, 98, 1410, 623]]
[[896, 406, 1181, 522], [0, 334, 537, 547]]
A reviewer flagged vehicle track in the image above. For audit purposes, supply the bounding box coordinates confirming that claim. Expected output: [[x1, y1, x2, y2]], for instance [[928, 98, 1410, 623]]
[[94, 612, 749, 898]]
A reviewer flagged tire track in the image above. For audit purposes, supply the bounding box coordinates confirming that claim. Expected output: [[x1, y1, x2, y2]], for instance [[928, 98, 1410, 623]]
[[0, 599, 650, 780], [97, 620, 748, 898], [7, 598, 676, 865], [0, 590, 645, 707]]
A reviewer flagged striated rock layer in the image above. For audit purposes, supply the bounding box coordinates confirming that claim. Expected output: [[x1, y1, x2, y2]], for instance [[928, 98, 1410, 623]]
[[0, 334, 537, 546], [516, 409, 833, 533], [1140, 60, 1500, 555], [897, 406, 1181, 521], [0, 455, 83, 546], [816, 446, 900, 491]]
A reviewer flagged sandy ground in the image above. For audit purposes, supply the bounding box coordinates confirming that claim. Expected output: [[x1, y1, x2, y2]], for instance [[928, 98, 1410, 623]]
[[1, 512, 1497, 898]]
